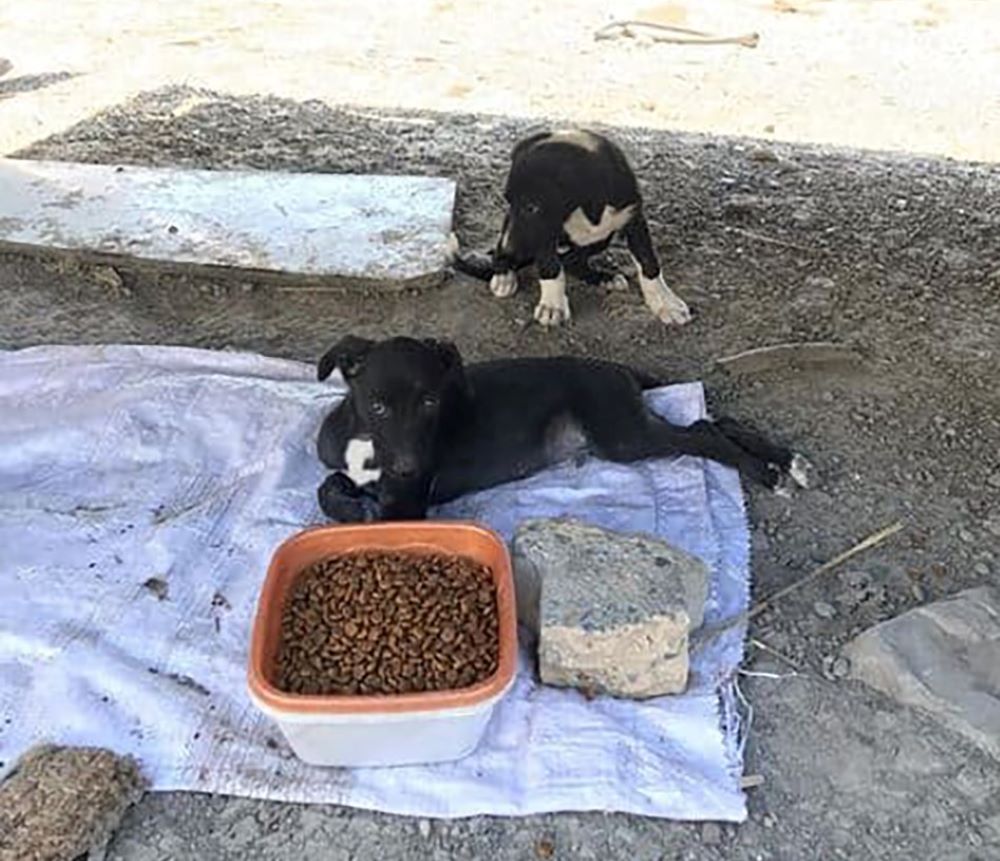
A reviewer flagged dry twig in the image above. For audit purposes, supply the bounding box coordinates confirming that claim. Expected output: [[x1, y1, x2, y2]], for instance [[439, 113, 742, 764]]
[[716, 341, 863, 373], [595, 20, 760, 48], [749, 637, 802, 671], [691, 521, 905, 651], [748, 521, 904, 619], [726, 226, 819, 254]]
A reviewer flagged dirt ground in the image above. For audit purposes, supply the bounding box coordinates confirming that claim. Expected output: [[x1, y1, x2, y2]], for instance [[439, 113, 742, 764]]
[[2, 84, 999, 858]]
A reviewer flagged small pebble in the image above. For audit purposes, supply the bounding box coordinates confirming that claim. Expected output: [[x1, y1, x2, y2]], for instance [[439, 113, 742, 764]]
[[418, 819, 431, 838], [987, 471, 1000, 489], [748, 146, 779, 163], [986, 520, 1000, 538], [142, 577, 169, 601], [701, 822, 722, 845], [831, 656, 851, 678], [813, 600, 836, 619], [974, 562, 991, 577], [958, 529, 975, 544], [845, 570, 871, 590], [534, 837, 556, 859], [762, 814, 776, 829]]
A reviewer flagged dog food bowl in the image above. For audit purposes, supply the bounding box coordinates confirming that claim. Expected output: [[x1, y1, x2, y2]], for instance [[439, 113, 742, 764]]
[[248, 522, 518, 767]]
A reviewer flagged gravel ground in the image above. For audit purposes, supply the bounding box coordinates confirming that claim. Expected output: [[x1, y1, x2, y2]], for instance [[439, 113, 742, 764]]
[[2, 88, 1000, 859]]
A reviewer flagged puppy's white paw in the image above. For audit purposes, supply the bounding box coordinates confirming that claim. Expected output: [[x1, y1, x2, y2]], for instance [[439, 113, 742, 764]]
[[789, 453, 813, 489], [534, 296, 571, 326], [489, 271, 518, 297], [534, 274, 571, 326], [772, 454, 813, 498], [602, 273, 630, 292], [640, 274, 692, 326]]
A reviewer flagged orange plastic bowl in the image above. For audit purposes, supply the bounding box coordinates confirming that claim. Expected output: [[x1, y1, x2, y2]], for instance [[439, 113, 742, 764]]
[[247, 521, 519, 766]]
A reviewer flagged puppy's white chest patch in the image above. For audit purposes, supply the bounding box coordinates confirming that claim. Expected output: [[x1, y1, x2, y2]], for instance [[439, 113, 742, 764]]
[[343, 437, 381, 486], [563, 204, 635, 247]]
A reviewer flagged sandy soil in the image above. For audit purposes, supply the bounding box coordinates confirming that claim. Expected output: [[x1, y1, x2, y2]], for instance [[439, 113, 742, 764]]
[[1, 0, 999, 161]]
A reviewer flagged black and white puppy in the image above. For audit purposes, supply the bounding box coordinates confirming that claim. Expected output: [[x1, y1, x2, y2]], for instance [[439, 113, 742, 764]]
[[454, 128, 691, 328], [315, 336, 809, 522]]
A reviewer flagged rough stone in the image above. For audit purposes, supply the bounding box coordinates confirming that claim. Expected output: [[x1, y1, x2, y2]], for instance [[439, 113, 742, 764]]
[[844, 586, 1000, 759], [0, 744, 147, 861], [813, 600, 836, 619], [511, 518, 709, 698], [722, 193, 769, 219], [700, 822, 722, 845], [831, 656, 851, 678]]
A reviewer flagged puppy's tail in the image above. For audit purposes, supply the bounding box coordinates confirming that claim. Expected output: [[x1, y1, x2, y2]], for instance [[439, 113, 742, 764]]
[[451, 249, 494, 281], [448, 233, 493, 282]]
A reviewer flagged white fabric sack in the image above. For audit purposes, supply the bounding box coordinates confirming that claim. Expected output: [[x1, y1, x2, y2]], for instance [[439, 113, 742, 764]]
[[0, 345, 750, 820]]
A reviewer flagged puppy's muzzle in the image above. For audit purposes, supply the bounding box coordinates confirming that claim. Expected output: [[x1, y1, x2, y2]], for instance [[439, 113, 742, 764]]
[[387, 455, 420, 479]]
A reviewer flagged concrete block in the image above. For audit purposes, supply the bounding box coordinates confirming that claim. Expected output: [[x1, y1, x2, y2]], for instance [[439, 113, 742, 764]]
[[512, 518, 709, 698]]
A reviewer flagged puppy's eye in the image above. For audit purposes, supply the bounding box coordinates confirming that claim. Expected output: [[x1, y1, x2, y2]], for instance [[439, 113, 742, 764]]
[[371, 401, 389, 418], [421, 394, 439, 409], [522, 201, 541, 216]]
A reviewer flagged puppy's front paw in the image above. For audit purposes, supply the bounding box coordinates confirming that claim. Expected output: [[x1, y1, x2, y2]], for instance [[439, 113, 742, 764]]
[[640, 274, 692, 326], [534, 303, 570, 326], [489, 271, 518, 297], [318, 473, 369, 522], [534, 295, 571, 326], [534, 274, 571, 327]]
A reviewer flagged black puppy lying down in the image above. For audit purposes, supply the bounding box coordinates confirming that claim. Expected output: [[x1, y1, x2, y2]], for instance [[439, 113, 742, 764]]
[[315, 336, 809, 522], [453, 128, 691, 328]]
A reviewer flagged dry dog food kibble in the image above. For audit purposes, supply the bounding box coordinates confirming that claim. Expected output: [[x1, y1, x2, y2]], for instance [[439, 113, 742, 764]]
[[275, 551, 500, 696]]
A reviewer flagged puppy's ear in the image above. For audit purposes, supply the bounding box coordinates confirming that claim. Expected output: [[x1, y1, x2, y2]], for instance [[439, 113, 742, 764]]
[[317, 335, 375, 382], [423, 339, 470, 400], [422, 338, 463, 371]]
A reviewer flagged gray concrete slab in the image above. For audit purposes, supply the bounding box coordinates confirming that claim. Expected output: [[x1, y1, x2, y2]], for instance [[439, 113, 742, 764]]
[[0, 159, 456, 287]]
